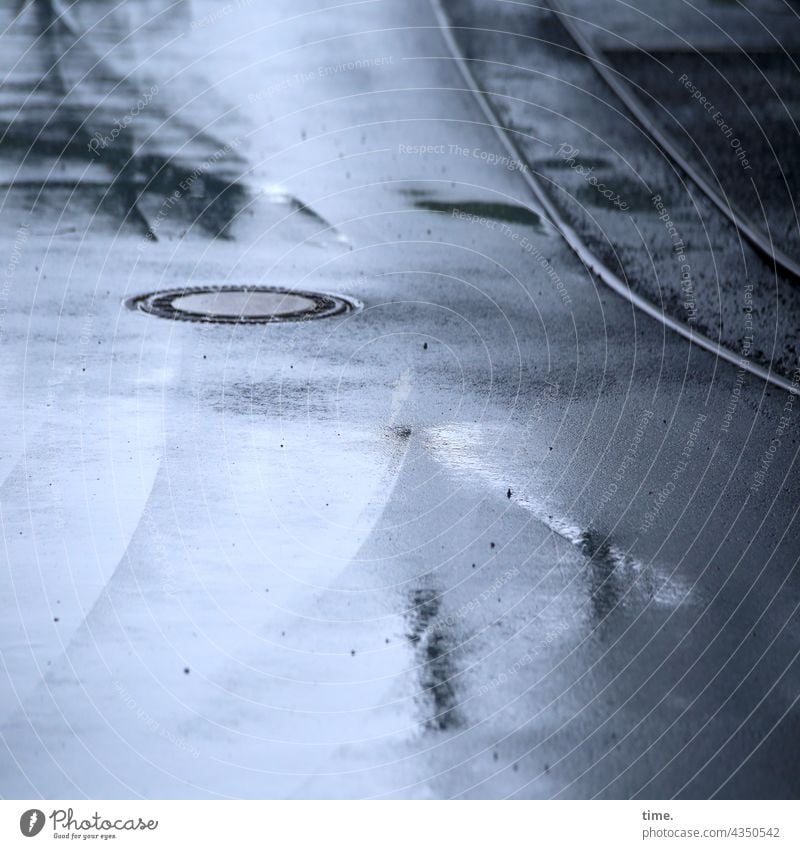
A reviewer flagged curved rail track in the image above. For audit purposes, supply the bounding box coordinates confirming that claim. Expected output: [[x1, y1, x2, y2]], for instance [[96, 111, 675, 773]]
[[543, 0, 800, 283]]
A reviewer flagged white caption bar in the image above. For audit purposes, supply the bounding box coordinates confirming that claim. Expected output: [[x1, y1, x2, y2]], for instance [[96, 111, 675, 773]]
[[2, 800, 797, 847]]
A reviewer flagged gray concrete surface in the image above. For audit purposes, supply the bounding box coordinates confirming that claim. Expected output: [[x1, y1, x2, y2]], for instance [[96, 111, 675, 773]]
[[0, 0, 799, 799]]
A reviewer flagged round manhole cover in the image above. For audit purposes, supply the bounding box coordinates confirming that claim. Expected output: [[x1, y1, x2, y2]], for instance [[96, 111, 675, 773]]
[[127, 286, 358, 323]]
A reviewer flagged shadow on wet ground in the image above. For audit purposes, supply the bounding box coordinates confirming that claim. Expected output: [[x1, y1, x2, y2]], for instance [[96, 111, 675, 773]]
[[0, 0, 343, 243]]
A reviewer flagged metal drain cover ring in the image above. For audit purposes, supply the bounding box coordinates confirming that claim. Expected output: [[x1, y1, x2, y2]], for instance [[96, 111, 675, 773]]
[[127, 286, 357, 324]]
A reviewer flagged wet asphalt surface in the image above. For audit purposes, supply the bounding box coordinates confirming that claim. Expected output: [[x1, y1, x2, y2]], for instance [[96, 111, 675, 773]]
[[1, 0, 800, 799]]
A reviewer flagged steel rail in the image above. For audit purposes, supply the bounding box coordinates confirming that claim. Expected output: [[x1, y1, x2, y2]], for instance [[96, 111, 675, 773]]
[[544, 0, 800, 282]]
